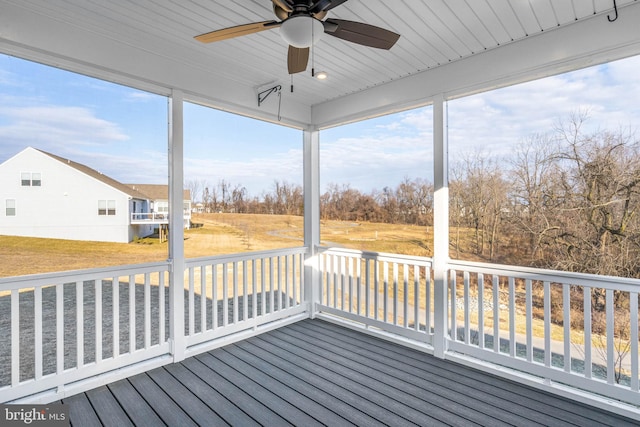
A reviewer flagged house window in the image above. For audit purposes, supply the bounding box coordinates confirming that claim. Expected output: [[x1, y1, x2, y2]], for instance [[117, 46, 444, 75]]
[[21, 172, 41, 186], [98, 200, 116, 216], [6, 199, 16, 216]]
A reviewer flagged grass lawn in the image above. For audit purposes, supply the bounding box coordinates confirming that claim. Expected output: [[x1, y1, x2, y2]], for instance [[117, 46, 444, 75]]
[[0, 213, 433, 277]]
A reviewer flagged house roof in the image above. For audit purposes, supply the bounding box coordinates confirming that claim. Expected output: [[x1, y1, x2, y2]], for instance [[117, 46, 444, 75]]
[[37, 149, 151, 200], [36, 148, 190, 202], [126, 184, 191, 202]]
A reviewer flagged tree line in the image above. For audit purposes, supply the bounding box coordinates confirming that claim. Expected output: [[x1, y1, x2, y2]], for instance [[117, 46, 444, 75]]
[[186, 178, 305, 217], [186, 177, 434, 225]]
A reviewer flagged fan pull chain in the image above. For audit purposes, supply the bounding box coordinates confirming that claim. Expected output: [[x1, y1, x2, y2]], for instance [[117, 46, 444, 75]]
[[291, 74, 294, 93], [277, 89, 282, 121], [311, 20, 315, 77]]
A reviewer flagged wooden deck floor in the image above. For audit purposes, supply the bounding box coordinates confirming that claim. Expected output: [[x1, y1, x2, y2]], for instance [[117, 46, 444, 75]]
[[61, 319, 637, 426]]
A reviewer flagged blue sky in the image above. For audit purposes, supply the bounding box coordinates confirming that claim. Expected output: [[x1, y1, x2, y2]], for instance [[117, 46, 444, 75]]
[[1, 53, 640, 198]]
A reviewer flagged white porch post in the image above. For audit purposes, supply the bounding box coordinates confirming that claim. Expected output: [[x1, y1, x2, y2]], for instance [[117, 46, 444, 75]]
[[303, 127, 321, 318], [168, 89, 186, 362], [432, 94, 449, 359]]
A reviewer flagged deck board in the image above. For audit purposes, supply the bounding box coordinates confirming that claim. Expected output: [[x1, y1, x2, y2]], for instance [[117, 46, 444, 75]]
[[229, 340, 385, 426], [272, 329, 513, 427], [180, 357, 287, 426], [240, 336, 422, 426], [61, 318, 638, 426], [64, 392, 102, 427], [146, 367, 227, 426], [108, 379, 164, 427], [213, 348, 350, 426], [257, 330, 466, 426], [304, 320, 626, 427], [128, 372, 198, 427], [196, 351, 322, 427], [290, 321, 569, 426], [85, 385, 134, 427], [276, 324, 520, 426], [163, 362, 257, 426]]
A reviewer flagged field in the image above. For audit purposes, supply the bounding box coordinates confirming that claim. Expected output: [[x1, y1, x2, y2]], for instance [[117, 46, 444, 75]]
[[0, 213, 434, 277]]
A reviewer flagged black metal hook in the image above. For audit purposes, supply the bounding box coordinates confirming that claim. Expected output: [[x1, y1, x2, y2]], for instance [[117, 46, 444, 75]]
[[258, 85, 282, 107], [608, 0, 618, 22]]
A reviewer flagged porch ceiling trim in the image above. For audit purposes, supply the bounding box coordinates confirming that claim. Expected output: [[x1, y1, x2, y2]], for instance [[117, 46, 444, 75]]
[[312, 2, 640, 129], [0, 2, 311, 128], [0, 2, 639, 129]]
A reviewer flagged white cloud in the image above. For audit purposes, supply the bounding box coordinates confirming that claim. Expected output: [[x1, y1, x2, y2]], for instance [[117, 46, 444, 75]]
[[0, 69, 22, 87], [126, 91, 159, 102], [320, 133, 432, 192], [447, 55, 640, 162], [58, 149, 167, 184], [0, 105, 129, 159], [184, 148, 304, 196]]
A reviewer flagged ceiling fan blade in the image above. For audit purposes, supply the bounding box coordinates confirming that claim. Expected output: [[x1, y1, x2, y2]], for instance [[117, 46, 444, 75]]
[[310, 0, 348, 15], [323, 19, 399, 49], [272, 0, 293, 12], [322, 0, 349, 11], [310, 0, 332, 14], [195, 21, 279, 43], [287, 46, 309, 74]]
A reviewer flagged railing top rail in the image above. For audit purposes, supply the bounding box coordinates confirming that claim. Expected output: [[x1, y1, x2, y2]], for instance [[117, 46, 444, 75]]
[[185, 246, 308, 267], [448, 258, 640, 290], [318, 246, 433, 266], [0, 261, 170, 290]]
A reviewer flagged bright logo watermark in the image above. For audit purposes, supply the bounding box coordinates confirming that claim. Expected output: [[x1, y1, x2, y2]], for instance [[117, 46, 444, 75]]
[[1, 405, 68, 426]]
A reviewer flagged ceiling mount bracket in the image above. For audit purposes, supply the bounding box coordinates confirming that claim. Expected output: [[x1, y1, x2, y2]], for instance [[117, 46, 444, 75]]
[[608, 0, 618, 22], [258, 85, 282, 107]]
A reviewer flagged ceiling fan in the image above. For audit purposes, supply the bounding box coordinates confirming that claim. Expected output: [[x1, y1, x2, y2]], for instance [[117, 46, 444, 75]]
[[195, 0, 400, 75]]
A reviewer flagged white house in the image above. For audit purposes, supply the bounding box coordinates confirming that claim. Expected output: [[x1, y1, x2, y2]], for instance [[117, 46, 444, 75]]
[[0, 147, 190, 243]]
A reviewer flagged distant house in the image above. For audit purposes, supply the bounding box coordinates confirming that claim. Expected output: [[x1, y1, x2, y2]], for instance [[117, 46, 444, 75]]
[[0, 147, 191, 243], [125, 184, 192, 230], [193, 202, 205, 214]]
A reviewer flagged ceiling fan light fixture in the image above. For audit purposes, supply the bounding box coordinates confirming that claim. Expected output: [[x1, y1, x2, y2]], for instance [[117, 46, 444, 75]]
[[315, 71, 328, 80], [280, 15, 324, 48]]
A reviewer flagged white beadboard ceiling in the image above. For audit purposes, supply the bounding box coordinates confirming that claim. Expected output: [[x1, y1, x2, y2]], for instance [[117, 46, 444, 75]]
[[0, 0, 639, 127]]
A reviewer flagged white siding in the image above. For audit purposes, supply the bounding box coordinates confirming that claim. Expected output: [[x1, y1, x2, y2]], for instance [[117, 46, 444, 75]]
[[0, 147, 134, 243]]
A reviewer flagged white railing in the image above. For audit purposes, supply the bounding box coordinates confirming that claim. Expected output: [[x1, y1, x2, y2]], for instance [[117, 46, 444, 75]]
[[317, 247, 434, 344], [0, 247, 309, 403], [184, 247, 307, 351], [316, 249, 639, 408], [447, 260, 639, 407], [3, 244, 637, 409], [130, 212, 192, 224], [130, 212, 169, 223], [0, 262, 171, 403]]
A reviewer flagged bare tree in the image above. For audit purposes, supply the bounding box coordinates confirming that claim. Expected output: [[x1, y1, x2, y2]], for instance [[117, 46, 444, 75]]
[[232, 184, 248, 213], [449, 166, 465, 258], [219, 179, 231, 212], [272, 180, 303, 215], [508, 134, 561, 261], [549, 113, 640, 277], [185, 179, 202, 205], [454, 152, 508, 259], [379, 186, 399, 223]]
